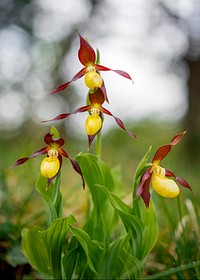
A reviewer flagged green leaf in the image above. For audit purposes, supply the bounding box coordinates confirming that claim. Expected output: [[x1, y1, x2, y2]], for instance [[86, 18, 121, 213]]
[[62, 237, 79, 280], [76, 153, 115, 242], [139, 199, 158, 260], [117, 249, 143, 279], [21, 226, 52, 277], [68, 225, 102, 275], [98, 235, 143, 279], [21, 216, 76, 278], [36, 174, 62, 225], [41, 216, 76, 279], [95, 184, 144, 258], [98, 235, 129, 278], [50, 125, 60, 139]]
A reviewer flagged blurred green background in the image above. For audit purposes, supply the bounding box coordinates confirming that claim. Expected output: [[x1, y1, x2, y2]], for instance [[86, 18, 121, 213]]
[[0, 0, 200, 279]]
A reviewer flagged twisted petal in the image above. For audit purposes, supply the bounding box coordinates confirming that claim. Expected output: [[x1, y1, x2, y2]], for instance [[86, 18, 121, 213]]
[[165, 169, 192, 191], [101, 81, 109, 103], [136, 167, 152, 208], [42, 106, 91, 123], [7, 147, 49, 169], [58, 148, 85, 188], [95, 64, 133, 83], [152, 131, 186, 164], [77, 32, 96, 66], [101, 107, 137, 139], [49, 67, 86, 95]]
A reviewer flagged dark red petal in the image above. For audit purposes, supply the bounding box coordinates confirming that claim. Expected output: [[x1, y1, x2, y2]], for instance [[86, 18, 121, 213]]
[[89, 87, 105, 105], [100, 81, 109, 103], [44, 132, 65, 147], [77, 32, 96, 66], [101, 107, 137, 139], [7, 147, 48, 170], [170, 131, 186, 145], [59, 148, 85, 188], [136, 167, 151, 196], [49, 68, 86, 95], [69, 157, 85, 189], [152, 145, 172, 164], [87, 130, 101, 148], [42, 105, 91, 123], [136, 168, 152, 208], [176, 177, 192, 191], [165, 169, 192, 192], [95, 64, 133, 83], [58, 147, 69, 158], [152, 131, 187, 164]]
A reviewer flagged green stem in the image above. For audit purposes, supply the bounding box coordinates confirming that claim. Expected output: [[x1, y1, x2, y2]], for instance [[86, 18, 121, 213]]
[[177, 195, 184, 230], [96, 131, 102, 157]]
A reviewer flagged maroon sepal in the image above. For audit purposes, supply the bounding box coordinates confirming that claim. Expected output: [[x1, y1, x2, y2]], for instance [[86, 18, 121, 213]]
[[101, 107, 137, 139], [59, 147, 85, 188], [136, 167, 152, 208], [165, 169, 192, 191], [89, 87, 105, 105], [77, 32, 96, 66], [87, 129, 101, 148], [44, 133, 65, 147], [95, 64, 133, 83], [152, 131, 187, 164], [42, 106, 91, 123], [49, 68, 86, 95], [7, 147, 48, 170], [100, 81, 109, 103]]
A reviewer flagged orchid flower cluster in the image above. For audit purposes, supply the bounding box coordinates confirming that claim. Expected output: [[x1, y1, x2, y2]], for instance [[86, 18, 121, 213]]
[[8, 31, 193, 280], [10, 31, 191, 207]]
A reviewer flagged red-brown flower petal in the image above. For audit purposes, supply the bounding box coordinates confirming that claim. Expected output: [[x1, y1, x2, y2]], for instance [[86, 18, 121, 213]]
[[59, 148, 85, 188], [95, 64, 133, 83], [100, 81, 109, 103], [165, 169, 192, 191], [42, 106, 91, 123], [7, 147, 49, 169], [152, 131, 187, 164], [49, 68, 86, 95], [77, 32, 96, 66], [101, 107, 137, 139], [89, 88, 105, 105], [136, 167, 152, 208]]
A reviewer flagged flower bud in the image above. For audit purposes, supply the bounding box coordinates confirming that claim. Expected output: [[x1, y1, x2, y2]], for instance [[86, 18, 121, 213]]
[[85, 114, 102, 135], [152, 171, 180, 198], [84, 71, 103, 90], [40, 157, 60, 178]]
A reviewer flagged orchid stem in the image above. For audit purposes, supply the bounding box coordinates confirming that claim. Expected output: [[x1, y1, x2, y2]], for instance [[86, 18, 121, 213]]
[[177, 195, 184, 230], [96, 131, 102, 157]]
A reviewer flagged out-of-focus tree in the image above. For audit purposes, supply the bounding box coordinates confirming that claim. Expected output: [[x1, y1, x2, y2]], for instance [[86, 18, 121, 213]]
[[159, 1, 200, 161]]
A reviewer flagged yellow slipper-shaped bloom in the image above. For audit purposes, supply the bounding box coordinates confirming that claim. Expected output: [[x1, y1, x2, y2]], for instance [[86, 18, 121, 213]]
[[84, 71, 103, 90], [85, 114, 102, 135], [152, 168, 180, 198], [40, 157, 60, 178]]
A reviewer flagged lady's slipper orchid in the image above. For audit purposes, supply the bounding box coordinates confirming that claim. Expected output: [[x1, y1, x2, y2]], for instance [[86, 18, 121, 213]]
[[136, 131, 191, 208], [44, 88, 137, 146], [8, 126, 85, 188], [49, 32, 133, 103]]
